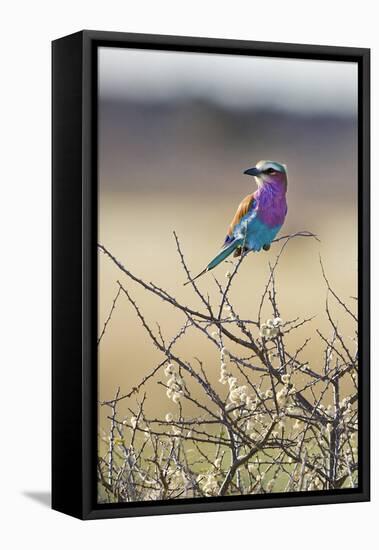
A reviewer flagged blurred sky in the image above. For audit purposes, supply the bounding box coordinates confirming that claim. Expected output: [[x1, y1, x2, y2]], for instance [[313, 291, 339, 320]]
[[99, 47, 357, 115]]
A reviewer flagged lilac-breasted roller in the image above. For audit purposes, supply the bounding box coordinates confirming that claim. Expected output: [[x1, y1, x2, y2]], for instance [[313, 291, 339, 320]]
[[184, 160, 288, 285]]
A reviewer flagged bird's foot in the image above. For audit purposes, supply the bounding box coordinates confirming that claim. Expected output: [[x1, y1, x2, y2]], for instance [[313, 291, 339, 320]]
[[234, 246, 249, 257]]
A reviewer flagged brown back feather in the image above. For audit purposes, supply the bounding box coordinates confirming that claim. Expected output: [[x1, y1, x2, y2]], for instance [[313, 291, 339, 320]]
[[227, 193, 256, 237]]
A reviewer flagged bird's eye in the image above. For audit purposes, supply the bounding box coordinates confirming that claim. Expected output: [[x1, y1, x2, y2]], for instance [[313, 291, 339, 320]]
[[266, 168, 276, 174]]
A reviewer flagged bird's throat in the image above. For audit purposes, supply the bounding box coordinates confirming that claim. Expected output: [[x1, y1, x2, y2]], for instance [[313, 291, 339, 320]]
[[256, 183, 287, 228]]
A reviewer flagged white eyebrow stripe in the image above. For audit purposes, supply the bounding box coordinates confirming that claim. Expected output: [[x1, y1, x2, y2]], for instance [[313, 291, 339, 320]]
[[260, 161, 286, 172]]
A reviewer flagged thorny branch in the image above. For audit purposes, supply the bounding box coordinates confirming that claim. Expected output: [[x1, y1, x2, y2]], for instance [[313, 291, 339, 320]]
[[97, 231, 358, 502]]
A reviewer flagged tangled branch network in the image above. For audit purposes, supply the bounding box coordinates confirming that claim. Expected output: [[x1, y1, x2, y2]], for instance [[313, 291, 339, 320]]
[[97, 231, 358, 503]]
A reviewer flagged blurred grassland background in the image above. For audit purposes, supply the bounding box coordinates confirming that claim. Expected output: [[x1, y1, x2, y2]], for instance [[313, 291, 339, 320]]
[[98, 48, 358, 433]]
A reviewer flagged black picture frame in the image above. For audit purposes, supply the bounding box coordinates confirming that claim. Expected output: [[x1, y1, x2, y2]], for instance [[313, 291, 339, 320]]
[[52, 30, 370, 520]]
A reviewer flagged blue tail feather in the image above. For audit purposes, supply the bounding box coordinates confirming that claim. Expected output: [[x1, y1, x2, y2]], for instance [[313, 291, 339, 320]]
[[184, 239, 242, 286], [207, 239, 242, 270]]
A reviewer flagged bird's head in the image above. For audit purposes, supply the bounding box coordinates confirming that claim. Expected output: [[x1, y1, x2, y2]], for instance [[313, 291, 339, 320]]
[[243, 160, 288, 191]]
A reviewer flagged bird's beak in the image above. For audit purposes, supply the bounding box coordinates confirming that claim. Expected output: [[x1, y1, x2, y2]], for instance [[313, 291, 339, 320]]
[[243, 167, 261, 177]]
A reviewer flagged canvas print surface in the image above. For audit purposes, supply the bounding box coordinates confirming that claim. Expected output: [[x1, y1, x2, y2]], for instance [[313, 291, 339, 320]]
[[97, 47, 358, 504]]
